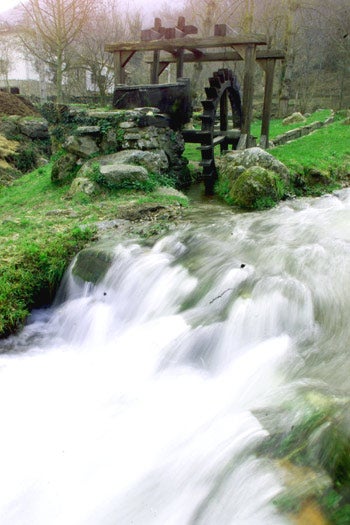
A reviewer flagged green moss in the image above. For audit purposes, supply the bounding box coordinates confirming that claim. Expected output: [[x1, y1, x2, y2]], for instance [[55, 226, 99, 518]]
[[228, 166, 286, 209]]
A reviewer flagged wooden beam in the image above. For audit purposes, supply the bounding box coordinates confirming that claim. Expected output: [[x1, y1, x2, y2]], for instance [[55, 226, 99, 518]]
[[120, 51, 135, 68], [240, 44, 257, 144], [145, 49, 284, 64], [114, 52, 125, 86], [259, 58, 276, 148], [151, 50, 160, 83], [176, 49, 185, 78], [158, 61, 170, 76], [105, 35, 267, 53]]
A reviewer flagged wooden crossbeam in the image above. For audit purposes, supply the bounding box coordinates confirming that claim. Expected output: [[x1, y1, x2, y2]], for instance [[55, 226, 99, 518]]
[[145, 49, 285, 64], [105, 35, 267, 53]]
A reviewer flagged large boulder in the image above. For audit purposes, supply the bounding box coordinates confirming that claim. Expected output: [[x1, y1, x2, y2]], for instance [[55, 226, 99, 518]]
[[217, 147, 290, 209], [51, 152, 79, 184], [64, 134, 99, 158], [229, 166, 286, 209], [18, 118, 49, 139], [218, 147, 290, 181], [98, 164, 149, 189]]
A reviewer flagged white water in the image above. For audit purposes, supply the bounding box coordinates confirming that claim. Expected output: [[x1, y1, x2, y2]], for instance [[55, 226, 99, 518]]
[[2, 189, 350, 524]]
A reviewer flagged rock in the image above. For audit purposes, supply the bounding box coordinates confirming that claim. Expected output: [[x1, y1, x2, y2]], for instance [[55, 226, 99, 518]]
[[99, 164, 149, 188], [218, 147, 290, 181], [0, 117, 20, 138], [229, 166, 286, 209], [283, 112, 306, 125], [80, 149, 169, 177], [343, 117, 350, 125], [64, 134, 99, 158], [68, 176, 97, 196], [76, 126, 101, 135], [72, 244, 115, 283], [18, 118, 49, 139], [51, 152, 79, 184]]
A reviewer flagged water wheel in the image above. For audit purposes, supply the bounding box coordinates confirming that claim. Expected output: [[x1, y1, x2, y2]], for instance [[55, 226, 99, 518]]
[[200, 69, 242, 193], [182, 68, 242, 195]]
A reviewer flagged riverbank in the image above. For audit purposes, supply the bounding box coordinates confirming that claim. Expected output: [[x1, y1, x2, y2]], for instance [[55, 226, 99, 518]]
[[0, 163, 190, 338], [1, 109, 349, 338]]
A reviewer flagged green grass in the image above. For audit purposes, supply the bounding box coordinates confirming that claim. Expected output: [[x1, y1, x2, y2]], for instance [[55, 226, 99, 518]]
[[271, 120, 350, 174], [251, 109, 333, 140]]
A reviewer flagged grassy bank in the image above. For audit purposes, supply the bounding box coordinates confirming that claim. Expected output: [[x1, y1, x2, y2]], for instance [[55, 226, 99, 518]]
[[0, 164, 187, 338]]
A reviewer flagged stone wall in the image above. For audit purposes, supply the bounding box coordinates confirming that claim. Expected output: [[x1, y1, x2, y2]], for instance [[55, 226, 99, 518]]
[[45, 105, 190, 188], [270, 114, 335, 147]]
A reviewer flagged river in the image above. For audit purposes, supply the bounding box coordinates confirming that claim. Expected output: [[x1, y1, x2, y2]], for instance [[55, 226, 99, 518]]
[[1, 189, 350, 524]]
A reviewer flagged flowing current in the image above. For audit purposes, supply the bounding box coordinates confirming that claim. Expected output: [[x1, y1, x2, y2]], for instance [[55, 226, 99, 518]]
[[2, 189, 350, 524]]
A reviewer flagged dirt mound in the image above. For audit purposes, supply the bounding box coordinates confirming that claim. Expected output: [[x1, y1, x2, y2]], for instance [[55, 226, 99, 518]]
[[0, 91, 39, 117]]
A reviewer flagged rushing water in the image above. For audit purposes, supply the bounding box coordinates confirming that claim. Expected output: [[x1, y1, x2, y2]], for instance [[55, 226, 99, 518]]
[[2, 189, 350, 524]]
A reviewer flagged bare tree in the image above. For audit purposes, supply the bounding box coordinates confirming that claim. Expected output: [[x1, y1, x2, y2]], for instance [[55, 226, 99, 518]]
[[75, 1, 143, 104], [18, 0, 95, 102]]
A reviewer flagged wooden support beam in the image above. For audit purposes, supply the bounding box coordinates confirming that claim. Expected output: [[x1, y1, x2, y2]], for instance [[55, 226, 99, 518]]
[[105, 35, 267, 53], [176, 49, 185, 78], [259, 58, 276, 148], [240, 44, 257, 146], [120, 51, 135, 68], [114, 52, 125, 86], [158, 61, 170, 76], [151, 50, 160, 83], [145, 49, 284, 64]]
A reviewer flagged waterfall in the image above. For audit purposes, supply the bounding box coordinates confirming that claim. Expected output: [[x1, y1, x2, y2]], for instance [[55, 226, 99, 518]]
[[1, 189, 350, 524]]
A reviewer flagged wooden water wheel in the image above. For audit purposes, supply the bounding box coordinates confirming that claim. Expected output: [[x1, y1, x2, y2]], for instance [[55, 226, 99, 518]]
[[182, 68, 242, 194]]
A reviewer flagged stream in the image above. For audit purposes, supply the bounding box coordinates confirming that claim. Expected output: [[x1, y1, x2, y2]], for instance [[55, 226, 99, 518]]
[[1, 189, 350, 524]]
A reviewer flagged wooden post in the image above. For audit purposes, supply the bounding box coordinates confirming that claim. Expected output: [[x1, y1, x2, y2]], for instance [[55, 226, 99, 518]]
[[259, 58, 276, 148], [176, 49, 184, 78], [240, 44, 256, 148], [114, 52, 125, 86], [151, 50, 160, 84]]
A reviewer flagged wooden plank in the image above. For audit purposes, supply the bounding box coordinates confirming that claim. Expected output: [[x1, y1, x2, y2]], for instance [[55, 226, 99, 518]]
[[105, 35, 267, 53], [145, 49, 284, 64]]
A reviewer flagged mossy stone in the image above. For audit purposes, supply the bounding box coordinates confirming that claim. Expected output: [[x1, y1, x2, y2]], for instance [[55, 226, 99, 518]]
[[229, 166, 285, 209]]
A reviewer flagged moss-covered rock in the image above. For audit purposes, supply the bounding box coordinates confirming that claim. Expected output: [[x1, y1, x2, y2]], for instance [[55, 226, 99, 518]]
[[72, 244, 115, 284], [51, 152, 79, 185], [228, 166, 286, 209]]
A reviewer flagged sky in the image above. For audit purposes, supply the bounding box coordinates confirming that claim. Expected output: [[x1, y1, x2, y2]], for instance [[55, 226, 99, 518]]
[[0, 0, 184, 15], [0, 0, 20, 14]]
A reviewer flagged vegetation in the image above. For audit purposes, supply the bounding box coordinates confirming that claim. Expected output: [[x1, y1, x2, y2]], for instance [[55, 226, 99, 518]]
[[0, 163, 186, 337], [250, 109, 333, 140]]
